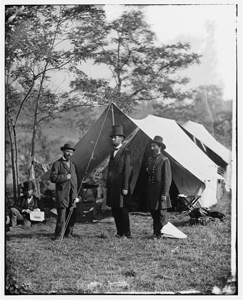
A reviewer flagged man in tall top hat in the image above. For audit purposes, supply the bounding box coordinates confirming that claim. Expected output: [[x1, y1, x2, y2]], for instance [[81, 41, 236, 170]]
[[145, 136, 172, 239], [50, 143, 80, 240], [106, 125, 133, 238], [10, 180, 40, 228]]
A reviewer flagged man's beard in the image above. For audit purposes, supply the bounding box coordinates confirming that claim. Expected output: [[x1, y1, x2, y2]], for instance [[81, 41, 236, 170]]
[[112, 142, 121, 148], [151, 149, 159, 156]]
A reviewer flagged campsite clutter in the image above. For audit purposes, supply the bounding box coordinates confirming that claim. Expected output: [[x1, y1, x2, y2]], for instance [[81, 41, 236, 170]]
[[188, 207, 226, 226]]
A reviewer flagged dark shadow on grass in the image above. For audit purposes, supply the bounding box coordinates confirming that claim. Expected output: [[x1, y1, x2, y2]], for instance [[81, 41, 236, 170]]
[[7, 232, 54, 239], [170, 220, 191, 227], [77, 210, 112, 224]]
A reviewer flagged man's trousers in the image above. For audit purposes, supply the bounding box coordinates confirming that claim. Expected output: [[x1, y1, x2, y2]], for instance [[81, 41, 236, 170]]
[[111, 207, 131, 237], [55, 206, 77, 238], [10, 207, 31, 227], [150, 209, 168, 236]]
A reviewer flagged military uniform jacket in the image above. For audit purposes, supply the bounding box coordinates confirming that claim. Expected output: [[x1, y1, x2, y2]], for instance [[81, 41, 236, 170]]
[[106, 147, 133, 208], [146, 152, 172, 210], [50, 158, 79, 208]]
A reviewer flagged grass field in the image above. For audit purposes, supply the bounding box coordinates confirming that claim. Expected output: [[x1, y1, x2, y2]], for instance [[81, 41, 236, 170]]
[[5, 190, 235, 295]]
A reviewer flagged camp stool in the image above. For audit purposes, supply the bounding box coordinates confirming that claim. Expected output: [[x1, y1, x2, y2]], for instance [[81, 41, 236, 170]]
[[177, 194, 201, 213]]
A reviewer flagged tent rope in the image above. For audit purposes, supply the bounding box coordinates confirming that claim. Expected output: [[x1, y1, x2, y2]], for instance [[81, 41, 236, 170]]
[[77, 101, 113, 194]]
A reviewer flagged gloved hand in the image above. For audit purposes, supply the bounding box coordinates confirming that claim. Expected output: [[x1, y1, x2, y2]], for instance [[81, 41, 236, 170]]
[[74, 197, 81, 203], [122, 189, 128, 196]]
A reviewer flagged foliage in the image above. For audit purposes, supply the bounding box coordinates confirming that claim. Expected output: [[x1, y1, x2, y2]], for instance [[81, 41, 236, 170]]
[[6, 5, 106, 120], [70, 9, 201, 113], [5, 5, 106, 189], [153, 85, 232, 148]]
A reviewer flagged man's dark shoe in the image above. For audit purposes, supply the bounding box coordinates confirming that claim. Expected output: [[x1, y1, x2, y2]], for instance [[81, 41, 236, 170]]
[[65, 234, 74, 239], [124, 235, 132, 239], [53, 236, 62, 241], [115, 234, 123, 238], [124, 232, 132, 239], [152, 234, 162, 240]]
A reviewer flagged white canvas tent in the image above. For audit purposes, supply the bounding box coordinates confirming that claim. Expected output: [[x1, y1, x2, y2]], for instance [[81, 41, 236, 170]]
[[181, 120, 232, 190], [130, 115, 221, 208], [41, 103, 222, 209]]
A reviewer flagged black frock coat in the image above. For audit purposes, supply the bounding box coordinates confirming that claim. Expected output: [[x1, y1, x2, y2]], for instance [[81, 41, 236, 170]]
[[106, 147, 133, 208], [14, 195, 39, 212], [50, 158, 79, 208], [146, 152, 172, 210]]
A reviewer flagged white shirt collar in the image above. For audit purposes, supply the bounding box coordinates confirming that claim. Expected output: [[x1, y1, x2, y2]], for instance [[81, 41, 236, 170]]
[[27, 195, 33, 203], [113, 144, 122, 157], [114, 144, 122, 151]]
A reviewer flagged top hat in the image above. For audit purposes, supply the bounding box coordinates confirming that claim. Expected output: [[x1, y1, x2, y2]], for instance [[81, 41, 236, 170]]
[[60, 143, 76, 152], [110, 125, 125, 138], [151, 136, 166, 149], [23, 181, 35, 191]]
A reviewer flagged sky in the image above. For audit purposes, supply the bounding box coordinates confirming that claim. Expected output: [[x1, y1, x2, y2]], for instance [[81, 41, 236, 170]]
[[46, 3, 238, 102], [103, 4, 237, 101]]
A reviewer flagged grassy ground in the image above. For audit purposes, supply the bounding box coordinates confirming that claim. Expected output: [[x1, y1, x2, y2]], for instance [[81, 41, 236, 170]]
[[5, 191, 233, 295]]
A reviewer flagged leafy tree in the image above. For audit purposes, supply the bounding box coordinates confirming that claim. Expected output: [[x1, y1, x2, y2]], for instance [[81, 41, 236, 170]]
[[70, 9, 201, 113], [5, 5, 106, 196], [214, 110, 232, 149]]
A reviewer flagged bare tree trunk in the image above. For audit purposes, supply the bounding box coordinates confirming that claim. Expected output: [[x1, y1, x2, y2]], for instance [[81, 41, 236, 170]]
[[6, 119, 17, 201], [5, 69, 17, 200], [12, 125, 20, 189], [31, 123, 37, 158], [204, 87, 215, 135]]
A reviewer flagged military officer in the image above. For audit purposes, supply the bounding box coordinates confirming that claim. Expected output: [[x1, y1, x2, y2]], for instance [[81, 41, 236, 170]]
[[146, 136, 172, 239]]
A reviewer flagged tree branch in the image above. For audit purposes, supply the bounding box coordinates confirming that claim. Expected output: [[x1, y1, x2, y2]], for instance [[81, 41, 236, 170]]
[[14, 79, 36, 125]]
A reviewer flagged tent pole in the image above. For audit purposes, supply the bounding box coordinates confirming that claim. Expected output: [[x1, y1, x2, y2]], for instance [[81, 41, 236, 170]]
[[111, 103, 115, 126], [77, 101, 113, 193]]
